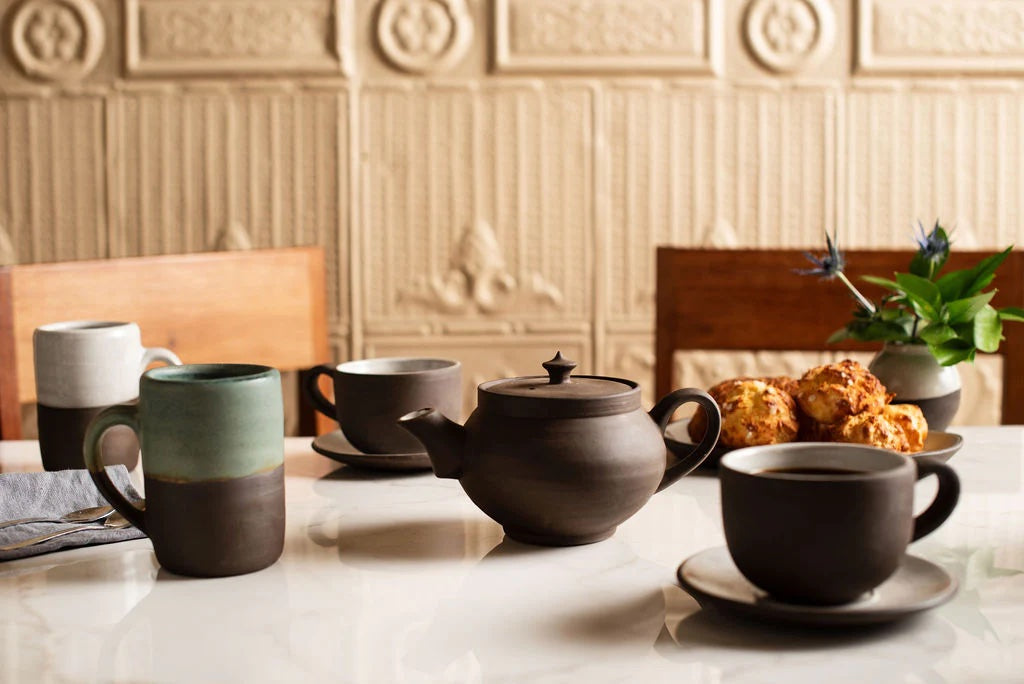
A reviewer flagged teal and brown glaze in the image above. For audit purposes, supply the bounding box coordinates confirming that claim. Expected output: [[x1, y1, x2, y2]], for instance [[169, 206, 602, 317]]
[[84, 364, 285, 578]]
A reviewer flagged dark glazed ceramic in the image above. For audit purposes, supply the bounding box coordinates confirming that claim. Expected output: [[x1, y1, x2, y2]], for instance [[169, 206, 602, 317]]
[[144, 467, 285, 578], [303, 357, 461, 454], [399, 352, 722, 546], [719, 443, 960, 605], [83, 364, 285, 578], [37, 404, 139, 471], [677, 546, 958, 626]]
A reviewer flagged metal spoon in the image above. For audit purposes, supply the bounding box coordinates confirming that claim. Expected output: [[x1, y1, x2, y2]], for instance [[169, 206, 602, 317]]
[[0, 513, 132, 552], [0, 505, 115, 530]]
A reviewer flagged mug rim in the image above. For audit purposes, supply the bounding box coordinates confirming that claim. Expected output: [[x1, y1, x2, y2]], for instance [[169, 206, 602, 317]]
[[720, 442, 912, 482], [335, 357, 460, 376], [35, 320, 136, 334], [145, 363, 276, 384]]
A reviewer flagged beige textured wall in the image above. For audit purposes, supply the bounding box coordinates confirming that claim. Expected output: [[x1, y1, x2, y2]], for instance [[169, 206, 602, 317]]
[[1, 0, 1020, 424]]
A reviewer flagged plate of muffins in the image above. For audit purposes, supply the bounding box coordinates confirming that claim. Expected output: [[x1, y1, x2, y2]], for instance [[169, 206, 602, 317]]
[[665, 360, 963, 469]]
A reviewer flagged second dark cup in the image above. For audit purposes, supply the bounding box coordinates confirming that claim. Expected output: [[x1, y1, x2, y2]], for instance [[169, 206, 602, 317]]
[[303, 358, 462, 454], [719, 443, 960, 605]]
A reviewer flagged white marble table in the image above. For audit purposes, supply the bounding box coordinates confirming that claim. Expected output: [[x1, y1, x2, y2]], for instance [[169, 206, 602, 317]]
[[1, 427, 1022, 683]]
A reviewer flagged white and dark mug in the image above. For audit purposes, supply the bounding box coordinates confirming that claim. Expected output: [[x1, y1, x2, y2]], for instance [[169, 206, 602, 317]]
[[719, 443, 960, 605], [33, 321, 181, 471]]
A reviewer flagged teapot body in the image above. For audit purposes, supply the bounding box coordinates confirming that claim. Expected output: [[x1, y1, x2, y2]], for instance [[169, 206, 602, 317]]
[[459, 408, 666, 546]]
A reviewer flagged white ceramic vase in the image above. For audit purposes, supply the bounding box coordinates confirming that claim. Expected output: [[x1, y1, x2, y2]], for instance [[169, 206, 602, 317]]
[[868, 342, 961, 431]]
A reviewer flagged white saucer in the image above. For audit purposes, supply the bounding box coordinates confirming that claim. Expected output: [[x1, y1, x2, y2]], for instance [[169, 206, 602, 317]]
[[665, 418, 963, 467], [676, 546, 957, 626], [311, 431, 433, 472]]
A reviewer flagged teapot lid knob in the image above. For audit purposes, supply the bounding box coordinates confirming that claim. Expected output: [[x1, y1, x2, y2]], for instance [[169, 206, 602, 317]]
[[542, 351, 576, 385]]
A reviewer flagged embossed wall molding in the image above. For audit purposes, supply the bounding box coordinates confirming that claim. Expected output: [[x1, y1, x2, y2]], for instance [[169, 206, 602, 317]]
[[0, 225, 16, 265], [10, 0, 105, 81], [603, 83, 836, 325], [0, 95, 107, 263], [125, 0, 352, 76], [399, 220, 564, 314], [361, 82, 593, 326], [857, 0, 1024, 74], [743, 0, 836, 74], [376, 0, 473, 74], [108, 88, 347, 320], [845, 86, 1024, 249], [493, 0, 722, 74]]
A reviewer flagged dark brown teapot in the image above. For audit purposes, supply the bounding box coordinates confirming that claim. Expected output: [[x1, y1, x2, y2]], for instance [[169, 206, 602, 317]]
[[398, 352, 721, 546]]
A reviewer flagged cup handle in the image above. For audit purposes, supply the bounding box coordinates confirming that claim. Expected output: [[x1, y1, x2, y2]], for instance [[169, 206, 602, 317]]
[[141, 346, 182, 369], [83, 404, 147, 533], [302, 364, 337, 419], [911, 456, 960, 541], [651, 388, 722, 492]]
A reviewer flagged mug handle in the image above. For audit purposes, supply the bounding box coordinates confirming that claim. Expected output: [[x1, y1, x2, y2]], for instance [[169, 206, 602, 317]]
[[83, 404, 147, 533], [302, 364, 337, 419], [651, 388, 722, 492], [911, 456, 960, 541], [141, 346, 182, 369]]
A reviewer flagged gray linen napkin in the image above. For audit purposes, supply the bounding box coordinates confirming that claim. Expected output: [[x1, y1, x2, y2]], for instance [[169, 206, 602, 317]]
[[0, 467, 146, 561]]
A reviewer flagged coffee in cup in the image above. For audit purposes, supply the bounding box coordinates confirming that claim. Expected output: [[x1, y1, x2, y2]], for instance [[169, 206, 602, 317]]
[[719, 443, 959, 605], [33, 320, 181, 470], [84, 364, 285, 577], [303, 357, 461, 454]]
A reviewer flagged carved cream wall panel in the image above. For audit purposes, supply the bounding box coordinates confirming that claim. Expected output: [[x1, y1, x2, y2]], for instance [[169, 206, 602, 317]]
[[604, 83, 836, 326], [125, 0, 352, 76], [10, 0, 105, 81], [108, 86, 348, 323], [742, 0, 837, 74], [493, 0, 722, 74], [857, 0, 1024, 74], [0, 95, 108, 263], [846, 84, 1024, 249], [360, 82, 592, 333]]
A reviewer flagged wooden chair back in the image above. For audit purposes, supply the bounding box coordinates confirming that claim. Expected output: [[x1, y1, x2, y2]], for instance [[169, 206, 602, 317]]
[[655, 247, 1024, 424], [0, 247, 330, 438]]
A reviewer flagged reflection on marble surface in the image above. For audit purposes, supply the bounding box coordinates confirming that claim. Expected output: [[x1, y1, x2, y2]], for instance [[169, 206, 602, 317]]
[[1, 429, 1023, 682]]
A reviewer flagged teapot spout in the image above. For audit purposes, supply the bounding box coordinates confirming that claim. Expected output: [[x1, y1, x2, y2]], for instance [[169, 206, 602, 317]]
[[398, 408, 466, 479]]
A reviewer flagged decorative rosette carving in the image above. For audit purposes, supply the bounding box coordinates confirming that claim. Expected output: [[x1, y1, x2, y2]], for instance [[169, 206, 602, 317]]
[[376, 0, 473, 74], [10, 0, 104, 81], [743, 0, 835, 74]]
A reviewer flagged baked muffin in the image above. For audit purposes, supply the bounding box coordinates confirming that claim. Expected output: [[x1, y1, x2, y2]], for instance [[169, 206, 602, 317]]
[[830, 410, 910, 452], [879, 403, 928, 452], [689, 379, 799, 448], [794, 360, 889, 425]]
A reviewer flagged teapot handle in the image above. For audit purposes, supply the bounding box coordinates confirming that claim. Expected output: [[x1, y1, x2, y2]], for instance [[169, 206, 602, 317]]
[[650, 388, 721, 492]]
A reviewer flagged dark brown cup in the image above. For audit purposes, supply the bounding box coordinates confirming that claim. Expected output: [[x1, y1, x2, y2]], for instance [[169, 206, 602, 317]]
[[303, 358, 461, 454], [719, 443, 960, 605]]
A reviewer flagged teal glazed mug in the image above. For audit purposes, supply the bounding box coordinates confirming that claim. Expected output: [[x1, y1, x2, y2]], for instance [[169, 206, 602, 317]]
[[84, 364, 285, 578]]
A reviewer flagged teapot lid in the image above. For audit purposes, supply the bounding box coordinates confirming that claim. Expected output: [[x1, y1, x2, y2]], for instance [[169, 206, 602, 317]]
[[478, 352, 640, 418]]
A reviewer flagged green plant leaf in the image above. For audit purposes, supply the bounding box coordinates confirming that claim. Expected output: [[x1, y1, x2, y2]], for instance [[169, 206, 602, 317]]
[[918, 322, 957, 346], [1000, 306, 1024, 322], [946, 290, 996, 324], [935, 269, 979, 302], [961, 247, 1012, 297], [973, 305, 1003, 353], [861, 275, 901, 291], [929, 340, 975, 366], [895, 273, 942, 307], [827, 327, 851, 344]]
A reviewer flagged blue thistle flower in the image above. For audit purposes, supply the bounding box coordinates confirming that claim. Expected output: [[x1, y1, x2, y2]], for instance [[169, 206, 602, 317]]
[[914, 220, 950, 260], [798, 232, 845, 278]]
